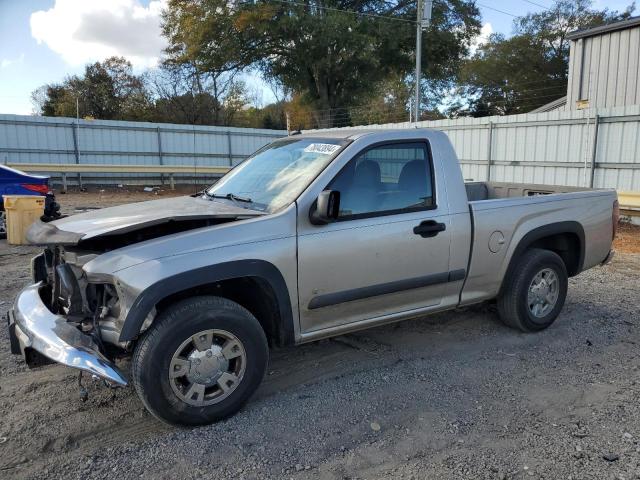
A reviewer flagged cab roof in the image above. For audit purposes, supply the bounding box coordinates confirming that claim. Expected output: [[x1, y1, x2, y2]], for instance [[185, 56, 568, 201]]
[[295, 128, 434, 141]]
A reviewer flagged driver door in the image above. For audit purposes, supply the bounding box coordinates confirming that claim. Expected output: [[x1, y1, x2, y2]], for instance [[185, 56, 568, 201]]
[[297, 141, 452, 334]]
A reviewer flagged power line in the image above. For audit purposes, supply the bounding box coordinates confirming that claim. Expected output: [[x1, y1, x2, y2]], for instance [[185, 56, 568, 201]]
[[476, 2, 518, 18], [268, 0, 417, 24], [287, 88, 570, 126], [300, 97, 559, 125], [466, 84, 567, 95], [479, 91, 566, 105], [290, 107, 409, 123], [521, 0, 553, 10], [491, 78, 566, 89], [293, 90, 566, 123], [289, 96, 568, 126], [288, 82, 566, 117], [271, 0, 532, 25], [512, 84, 566, 94], [457, 91, 566, 106], [454, 78, 566, 92], [490, 100, 563, 111], [292, 87, 566, 116]]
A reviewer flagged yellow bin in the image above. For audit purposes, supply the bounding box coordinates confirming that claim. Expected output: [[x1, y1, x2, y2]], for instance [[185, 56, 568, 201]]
[[3, 195, 45, 245]]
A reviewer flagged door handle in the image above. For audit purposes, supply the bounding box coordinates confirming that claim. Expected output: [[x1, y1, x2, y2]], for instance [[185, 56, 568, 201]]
[[413, 220, 446, 238]]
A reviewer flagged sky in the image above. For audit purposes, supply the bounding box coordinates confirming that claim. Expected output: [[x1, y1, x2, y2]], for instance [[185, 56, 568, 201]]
[[0, 0, 634, 116]]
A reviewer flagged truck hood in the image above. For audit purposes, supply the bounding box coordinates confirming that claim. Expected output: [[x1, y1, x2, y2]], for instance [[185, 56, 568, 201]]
[[27, 195, 265, 247]]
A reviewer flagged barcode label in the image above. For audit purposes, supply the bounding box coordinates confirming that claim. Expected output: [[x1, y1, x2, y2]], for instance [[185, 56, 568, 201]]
[[303, 143, 341, 155]]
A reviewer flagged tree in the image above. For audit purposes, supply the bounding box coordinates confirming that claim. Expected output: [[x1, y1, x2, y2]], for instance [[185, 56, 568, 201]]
[[345, 74, 408, 125], [161, 0, 481, 127], [452, 0, 635, 117], [32, 55, 262, 127], [149, 63, 250, 125], [32, 57, 152, 120]]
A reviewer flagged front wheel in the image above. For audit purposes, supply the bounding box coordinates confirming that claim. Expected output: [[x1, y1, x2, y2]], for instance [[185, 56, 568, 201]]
[[132, 296, 268, 426], [498, 248, 568, 332]]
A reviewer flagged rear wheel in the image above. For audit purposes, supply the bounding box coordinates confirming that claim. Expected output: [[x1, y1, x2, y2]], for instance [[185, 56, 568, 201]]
[[132, 296, 268, 426], [498, 248, 568, 332]]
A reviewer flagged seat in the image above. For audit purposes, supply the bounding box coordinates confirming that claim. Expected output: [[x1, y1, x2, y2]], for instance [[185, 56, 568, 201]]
[[339, 160, 381, 215], [353, 160, 381, 189], [396, 159, 431, 207]]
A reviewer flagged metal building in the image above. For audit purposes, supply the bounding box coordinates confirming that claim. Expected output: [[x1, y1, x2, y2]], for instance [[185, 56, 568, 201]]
[[566, 16, 640, 110]]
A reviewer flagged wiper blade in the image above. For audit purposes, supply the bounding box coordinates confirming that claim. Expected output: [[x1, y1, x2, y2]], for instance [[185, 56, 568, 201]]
[[226, 193, 252, 203], [206, 192, 253, 203]]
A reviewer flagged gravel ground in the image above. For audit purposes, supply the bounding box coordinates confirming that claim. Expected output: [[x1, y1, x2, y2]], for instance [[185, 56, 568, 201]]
[[1, 191, 640, 479]]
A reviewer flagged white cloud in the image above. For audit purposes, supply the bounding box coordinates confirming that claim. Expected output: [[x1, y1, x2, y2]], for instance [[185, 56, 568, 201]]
[[1, 53, 25, 69], [469, 22, 493, 56], [30, 0, 168, 68]]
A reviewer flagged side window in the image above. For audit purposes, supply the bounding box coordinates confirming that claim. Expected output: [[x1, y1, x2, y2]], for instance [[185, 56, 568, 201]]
[[328, 142, 434, 219]]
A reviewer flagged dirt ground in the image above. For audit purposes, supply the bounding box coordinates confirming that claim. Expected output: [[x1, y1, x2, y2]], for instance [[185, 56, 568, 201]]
[[50, 185, 189, 215], [1, 189, 640, 480], [615, 222, 640, 254]]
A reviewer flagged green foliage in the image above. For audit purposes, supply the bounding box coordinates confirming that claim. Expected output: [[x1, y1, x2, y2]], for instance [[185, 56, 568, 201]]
[[451, 0, 635, 117], [162, 0, 481, 126], [35, 0, 636, 125], [32, 57, 153, 121], [32, 57, 259, 127]]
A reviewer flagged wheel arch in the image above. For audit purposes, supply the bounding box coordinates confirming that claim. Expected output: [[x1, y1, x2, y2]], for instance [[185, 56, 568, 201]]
[[499, 221, 585, 296], [118, 259, 295, 347]]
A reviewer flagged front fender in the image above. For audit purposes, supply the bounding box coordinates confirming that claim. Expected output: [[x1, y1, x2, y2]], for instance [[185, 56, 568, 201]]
[[117, 259, 295, 344]]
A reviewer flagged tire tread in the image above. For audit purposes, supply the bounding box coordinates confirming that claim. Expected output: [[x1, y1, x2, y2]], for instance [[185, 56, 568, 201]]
[[497, 248, 567, 332], [131, 295, 268, 426]]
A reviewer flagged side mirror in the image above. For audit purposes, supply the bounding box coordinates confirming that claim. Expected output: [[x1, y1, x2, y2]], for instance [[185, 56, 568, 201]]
[[309, 190, 340, 225]]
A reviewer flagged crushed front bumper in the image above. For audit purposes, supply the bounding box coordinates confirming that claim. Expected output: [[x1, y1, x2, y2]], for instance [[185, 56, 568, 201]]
[[7, 282, 128, 386]]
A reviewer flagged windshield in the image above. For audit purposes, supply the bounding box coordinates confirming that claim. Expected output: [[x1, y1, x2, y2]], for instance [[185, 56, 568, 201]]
[[205, 137, 347, 212]]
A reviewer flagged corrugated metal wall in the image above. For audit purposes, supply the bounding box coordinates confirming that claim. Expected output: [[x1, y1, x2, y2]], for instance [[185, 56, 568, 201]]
[[3, 107, 640, 192], [567, 26, 640, 109], [315, 104, 640, 191], [0, 114, 285, 185]]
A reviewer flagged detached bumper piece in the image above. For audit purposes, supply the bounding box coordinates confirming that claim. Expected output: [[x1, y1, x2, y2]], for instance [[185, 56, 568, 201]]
[[7, 282, 128, 386]]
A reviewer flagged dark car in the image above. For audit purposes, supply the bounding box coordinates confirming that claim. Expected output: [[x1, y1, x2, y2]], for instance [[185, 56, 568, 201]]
[[0, 164, 60, 238]]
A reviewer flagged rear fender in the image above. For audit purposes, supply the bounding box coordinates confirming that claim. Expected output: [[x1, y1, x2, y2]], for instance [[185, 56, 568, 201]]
[[499, 221, 585, 295]]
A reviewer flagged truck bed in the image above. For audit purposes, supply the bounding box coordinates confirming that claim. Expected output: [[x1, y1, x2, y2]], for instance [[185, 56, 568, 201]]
[[459, 181, 616, 307], [464, 181, 592, 202]]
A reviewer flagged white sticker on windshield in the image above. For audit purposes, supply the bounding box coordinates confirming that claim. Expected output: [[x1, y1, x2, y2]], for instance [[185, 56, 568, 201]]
[[303, 143, 341, 155]]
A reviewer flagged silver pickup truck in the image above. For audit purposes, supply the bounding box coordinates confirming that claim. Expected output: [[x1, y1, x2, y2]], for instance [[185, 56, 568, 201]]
[[8, 129, 618, 425]]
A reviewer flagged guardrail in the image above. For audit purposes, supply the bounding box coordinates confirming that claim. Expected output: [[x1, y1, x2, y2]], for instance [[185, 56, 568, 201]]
[[618, 191, 640, 217], [9, 162, 640, 216], [8, 163, 232, 191]]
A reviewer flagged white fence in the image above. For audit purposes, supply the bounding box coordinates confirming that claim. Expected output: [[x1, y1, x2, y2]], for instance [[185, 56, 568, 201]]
[[3, 106, 640, 192], [316, 105, 640, 191], [0, 114, 285, 185]]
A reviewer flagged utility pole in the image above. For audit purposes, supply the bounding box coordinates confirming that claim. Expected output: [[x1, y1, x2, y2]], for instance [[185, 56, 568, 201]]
[[75, 97, 83, 189], [415, 0, 432, 122]]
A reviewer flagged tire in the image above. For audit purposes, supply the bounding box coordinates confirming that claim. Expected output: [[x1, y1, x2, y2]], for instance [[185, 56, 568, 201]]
[[497, 248, 568, 332], [132, 296, 268, 426]]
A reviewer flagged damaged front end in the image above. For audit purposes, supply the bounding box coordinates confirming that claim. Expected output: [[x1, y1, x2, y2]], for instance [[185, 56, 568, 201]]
[[8, 194, 264, 386], [8, 245, 129, 385], [33, 246, 127, 348]]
